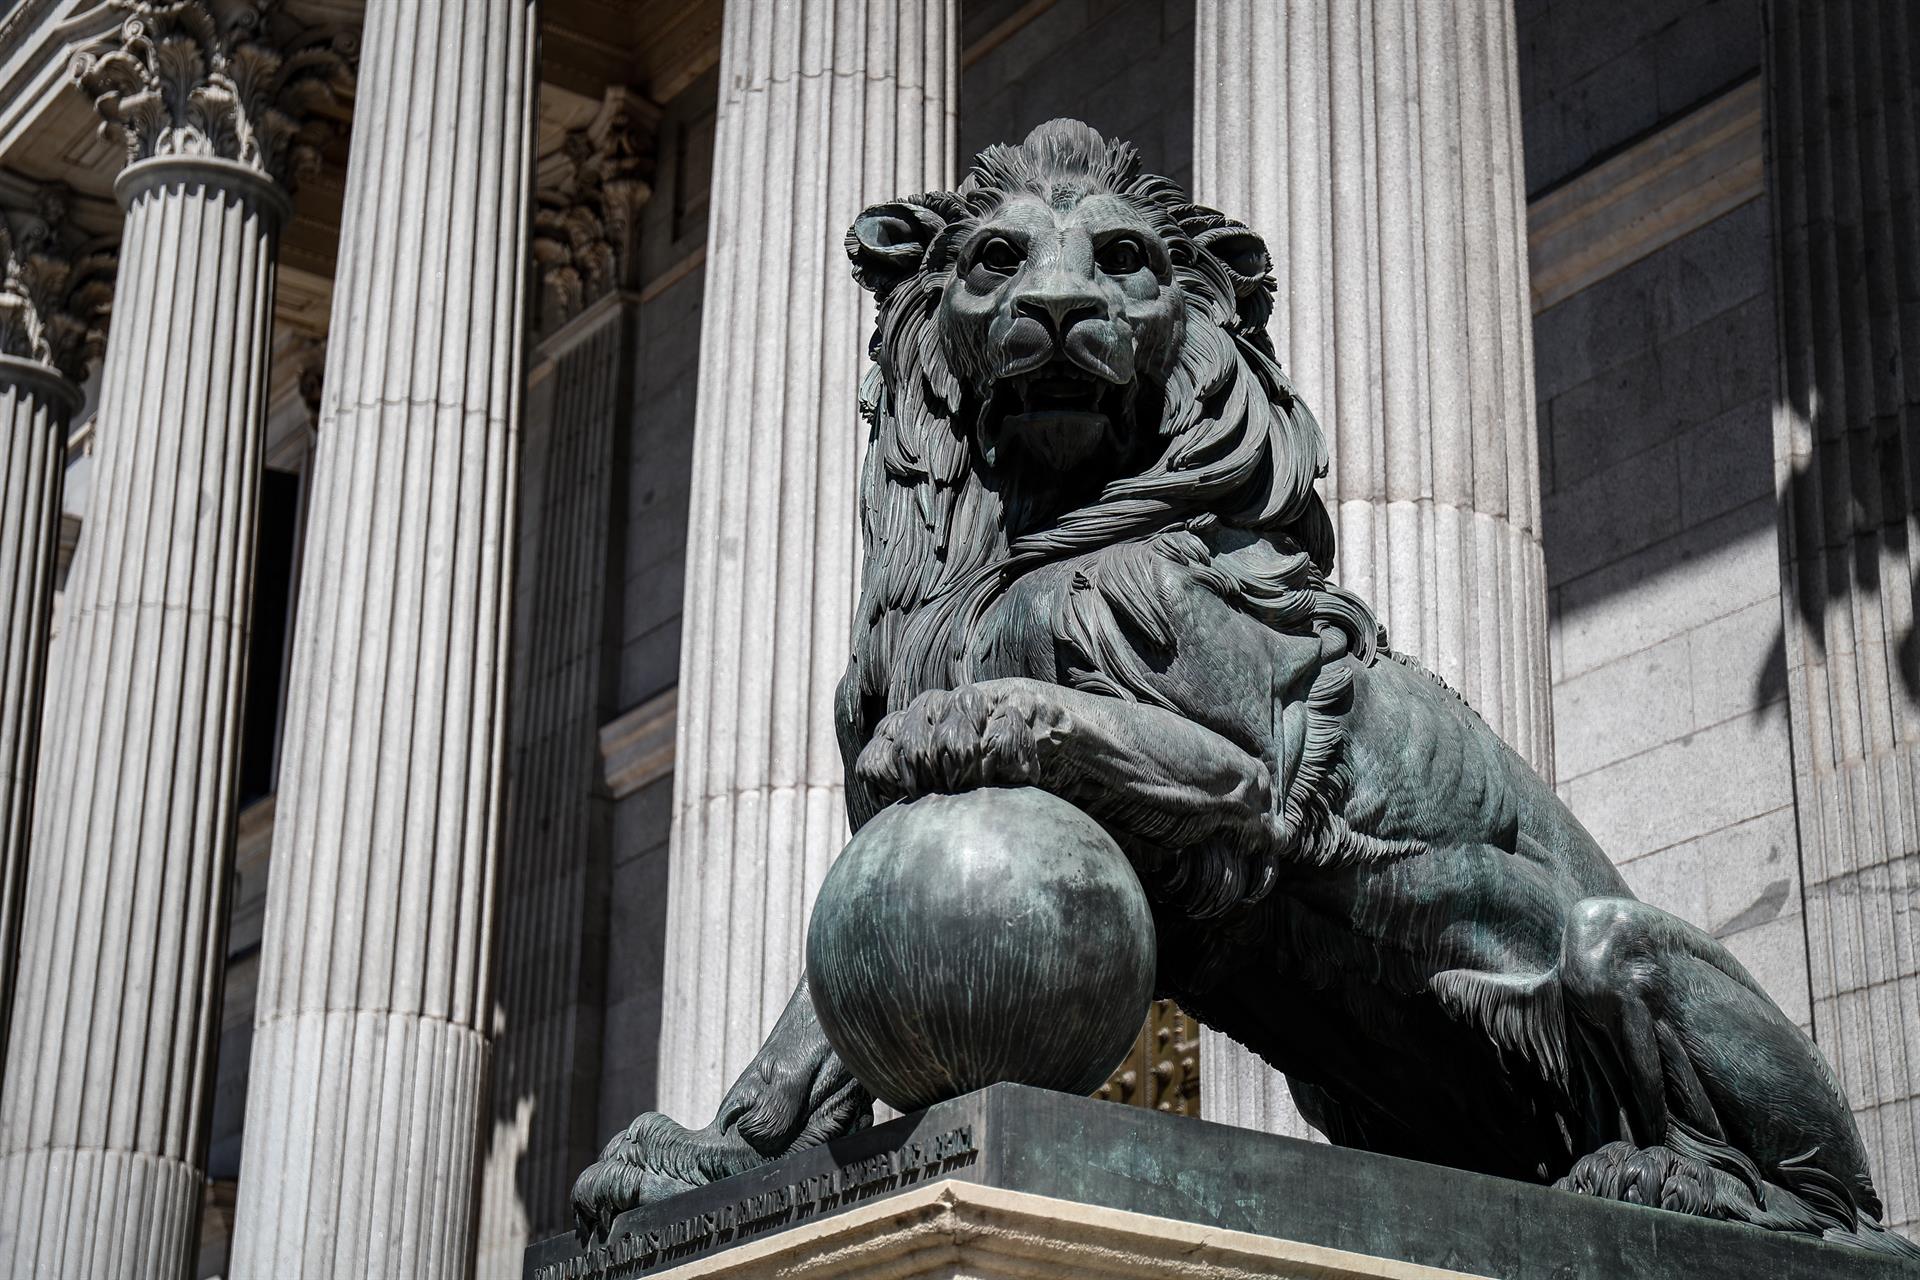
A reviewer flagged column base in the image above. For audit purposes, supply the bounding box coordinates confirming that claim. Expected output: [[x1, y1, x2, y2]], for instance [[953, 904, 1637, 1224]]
[[232, 1008, 487, 1279], [0, 1147, 200, 1279], [527, 1084, 1910, 1280]]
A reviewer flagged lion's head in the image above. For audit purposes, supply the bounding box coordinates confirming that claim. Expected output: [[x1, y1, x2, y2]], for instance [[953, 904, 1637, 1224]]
[[847, 120, 1293, 498], [839, 121, 1374, 808], [915, 150, 1186, 474]]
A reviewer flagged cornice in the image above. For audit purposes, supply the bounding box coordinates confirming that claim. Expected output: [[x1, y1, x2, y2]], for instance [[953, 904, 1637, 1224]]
[[599, 686, 677, 800], [0, 4, 122, 171], [0, 1, 70, 71]]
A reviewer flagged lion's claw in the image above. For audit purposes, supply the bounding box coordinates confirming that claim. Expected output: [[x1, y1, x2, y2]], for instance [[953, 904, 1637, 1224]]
[[855, 680, 1053, 803], [569, 1112, 712, 1241]]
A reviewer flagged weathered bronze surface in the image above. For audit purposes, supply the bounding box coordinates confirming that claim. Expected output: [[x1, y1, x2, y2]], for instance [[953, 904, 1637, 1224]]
[[569, 121, 1920, 1260], [805, 786, 1155, 1112]]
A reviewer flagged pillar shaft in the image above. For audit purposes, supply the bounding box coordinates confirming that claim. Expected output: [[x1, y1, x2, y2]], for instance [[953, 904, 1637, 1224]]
[[1193, 0, 1547, 1135], [0, 157, 282, 1280], [1767, 0, 1920, 1235], [0, 183, 113, 1079], [228, 0, 537, 1274], [658, 0, 955, 1125], [0, 357, 79, 1068]]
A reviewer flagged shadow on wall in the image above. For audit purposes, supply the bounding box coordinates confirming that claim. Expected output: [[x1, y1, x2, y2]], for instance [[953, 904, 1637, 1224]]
[[1757, 391, 1920, 713]]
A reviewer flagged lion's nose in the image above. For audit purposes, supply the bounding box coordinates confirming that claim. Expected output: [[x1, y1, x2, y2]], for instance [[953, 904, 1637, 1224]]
[[1013, 287, 1102, 339]]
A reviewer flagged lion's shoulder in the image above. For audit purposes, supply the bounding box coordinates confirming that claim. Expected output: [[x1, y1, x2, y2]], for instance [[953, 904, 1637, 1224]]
[[968, 528, 1323, 714]]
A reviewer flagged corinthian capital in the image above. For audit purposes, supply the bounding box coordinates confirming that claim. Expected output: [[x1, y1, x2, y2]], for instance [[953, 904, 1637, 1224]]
[[0, 184, 116, 384], [70, 0, 356, 189], [533, 88, 662, 327]]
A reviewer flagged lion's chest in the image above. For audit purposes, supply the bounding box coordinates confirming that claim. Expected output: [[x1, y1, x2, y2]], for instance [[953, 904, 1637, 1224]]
[[960, 546, 1285, 757]]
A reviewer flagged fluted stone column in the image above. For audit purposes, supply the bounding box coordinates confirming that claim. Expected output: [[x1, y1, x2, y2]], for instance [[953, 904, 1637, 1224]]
[[228, 0, 537, 1275], [658, 0, 955, 1125], [1767, 0, 1920, 1236], [0, 186, 112, 1070], [1193, 0, 1547, 1136], [0, 7, 345, 1275], [475, 91, 654, 1279]]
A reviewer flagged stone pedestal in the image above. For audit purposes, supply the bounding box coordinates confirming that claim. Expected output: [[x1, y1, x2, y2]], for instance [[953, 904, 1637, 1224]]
[[658, 0, 956, 1126], [1192, 0, 1548, 1140], [548, 1181, 1475, 1280], [227, 1, 537, 1276], [0, 155, 285, 1280], [525, 1085, 1907, 1280]]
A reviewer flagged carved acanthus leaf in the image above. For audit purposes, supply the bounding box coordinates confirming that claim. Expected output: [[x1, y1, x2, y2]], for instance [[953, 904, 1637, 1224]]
[[533, 88, 661, 327], [0, 185, 117, 383], [70, 0, 356, 189]]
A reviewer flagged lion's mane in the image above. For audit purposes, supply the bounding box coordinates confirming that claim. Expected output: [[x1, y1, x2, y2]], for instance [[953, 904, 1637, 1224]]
[[840, 122, 1383, 913]]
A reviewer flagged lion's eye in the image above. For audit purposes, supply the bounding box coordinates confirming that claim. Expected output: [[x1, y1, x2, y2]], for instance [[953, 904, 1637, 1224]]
[[1097, 237, 1147, 275], [977, 237, 1023, 274]]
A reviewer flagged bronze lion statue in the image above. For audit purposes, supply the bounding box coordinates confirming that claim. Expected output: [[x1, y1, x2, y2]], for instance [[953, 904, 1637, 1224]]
[[573, 120, 1918, 1257]]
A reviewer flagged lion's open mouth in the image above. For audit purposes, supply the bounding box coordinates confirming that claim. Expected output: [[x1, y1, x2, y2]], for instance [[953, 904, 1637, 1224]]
[[981, 361, 1127, 470]]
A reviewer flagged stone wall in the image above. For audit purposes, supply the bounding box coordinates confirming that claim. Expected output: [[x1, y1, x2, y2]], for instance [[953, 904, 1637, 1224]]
[[600, 261, 704, 1136], [595, 68, 717, 1136], [1519, 2, 1811, 1023], [1536, 199, 1807, 1023], [1518, 0, 1760, 191]]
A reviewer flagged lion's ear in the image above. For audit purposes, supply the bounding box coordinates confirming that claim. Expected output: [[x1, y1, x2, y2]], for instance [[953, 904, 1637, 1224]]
[[1181, 212, 1276, 340], [1191, 223, 1272, 299], [846, 199, 946, 301]]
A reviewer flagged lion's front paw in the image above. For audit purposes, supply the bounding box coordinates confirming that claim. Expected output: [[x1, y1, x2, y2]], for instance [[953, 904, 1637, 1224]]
[[570, 1113, 709, 1241], [855, 680, 1057, 804]]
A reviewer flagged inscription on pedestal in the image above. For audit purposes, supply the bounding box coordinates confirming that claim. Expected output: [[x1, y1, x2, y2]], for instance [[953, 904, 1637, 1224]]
[[530, 1126, 977, 1280]]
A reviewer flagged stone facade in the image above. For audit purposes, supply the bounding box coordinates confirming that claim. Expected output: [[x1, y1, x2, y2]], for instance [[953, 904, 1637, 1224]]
[[0, 0, 1909, 1274]]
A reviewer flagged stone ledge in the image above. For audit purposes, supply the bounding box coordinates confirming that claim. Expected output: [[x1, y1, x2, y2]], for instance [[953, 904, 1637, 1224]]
[[600, 687, 677, 799], [1528, 77, 1763, 313], [649, 1180, 1475, 1279]]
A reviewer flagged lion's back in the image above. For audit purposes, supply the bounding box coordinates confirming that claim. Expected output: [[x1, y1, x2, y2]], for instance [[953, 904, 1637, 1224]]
[[1343, 654, 1629, 903]]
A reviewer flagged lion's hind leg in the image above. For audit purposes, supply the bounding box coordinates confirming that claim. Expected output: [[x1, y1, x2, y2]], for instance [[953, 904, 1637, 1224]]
[[1552, 896, 1919, 1255]]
